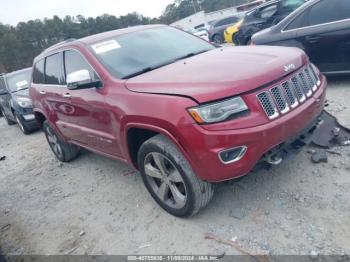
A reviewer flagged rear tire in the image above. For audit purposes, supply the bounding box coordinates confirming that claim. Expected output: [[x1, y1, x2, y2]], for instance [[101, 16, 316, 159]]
[[212, 34, 223, 44], [137, 134, 214, 217], [43, 120, 79, 162]]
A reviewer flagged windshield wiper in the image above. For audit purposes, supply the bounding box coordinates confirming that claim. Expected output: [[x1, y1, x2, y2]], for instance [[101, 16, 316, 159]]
[[122, 66, 160, 79], [123, 50, 210, 79], [172, 50, 209, 63]]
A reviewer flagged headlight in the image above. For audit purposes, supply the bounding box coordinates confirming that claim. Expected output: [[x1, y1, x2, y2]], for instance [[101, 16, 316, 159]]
[[15, 97, 32, 108], [188, 96, 248, 124]]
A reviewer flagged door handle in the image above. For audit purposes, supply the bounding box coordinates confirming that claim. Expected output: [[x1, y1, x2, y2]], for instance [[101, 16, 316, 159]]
[[39, 91, 46, 95], [62, 93, 72, 98], [305, 35, 321, 43]]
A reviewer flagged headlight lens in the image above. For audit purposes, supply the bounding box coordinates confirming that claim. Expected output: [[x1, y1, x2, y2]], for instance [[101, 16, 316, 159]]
[[188, 96, 248, 124], [16, 97, 32, 108]]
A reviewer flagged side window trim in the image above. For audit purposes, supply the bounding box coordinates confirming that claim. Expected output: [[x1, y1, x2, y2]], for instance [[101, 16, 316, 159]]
[[283, 16, 350, 33], [282, 1, 350, 33]]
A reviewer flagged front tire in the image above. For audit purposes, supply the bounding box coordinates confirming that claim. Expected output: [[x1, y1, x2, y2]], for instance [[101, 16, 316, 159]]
[[43, 120, 79, 162], [212, 34, 223, 44], [1, 109, 16, 125], [137, 134, 214, 217], [15, 114, 32, 135]]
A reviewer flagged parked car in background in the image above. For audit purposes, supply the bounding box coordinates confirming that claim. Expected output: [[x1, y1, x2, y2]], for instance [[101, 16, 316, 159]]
[[234, 0, 306, 45], [252, 0, 350, 74], [0, 68, 38, 134], [30, 25, 326, 217], [224, 19, 244, 44], [191, 27, 210, 42], [209, 14, 244, 44]]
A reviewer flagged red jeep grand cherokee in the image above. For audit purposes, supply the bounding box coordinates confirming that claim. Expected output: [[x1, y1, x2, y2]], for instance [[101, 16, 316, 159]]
[[30, 25, 326, 217]]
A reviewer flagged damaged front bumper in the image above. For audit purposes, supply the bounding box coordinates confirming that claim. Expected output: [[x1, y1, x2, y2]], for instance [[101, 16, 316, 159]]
[[260, 110, 350, 166]]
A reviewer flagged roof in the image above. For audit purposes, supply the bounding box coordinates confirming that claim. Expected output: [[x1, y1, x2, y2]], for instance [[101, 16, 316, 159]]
[[36, 24, 165, 60]]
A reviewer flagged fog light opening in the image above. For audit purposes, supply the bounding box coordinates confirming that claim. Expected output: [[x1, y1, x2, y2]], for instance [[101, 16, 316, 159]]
[[219, 146, 247, 164]]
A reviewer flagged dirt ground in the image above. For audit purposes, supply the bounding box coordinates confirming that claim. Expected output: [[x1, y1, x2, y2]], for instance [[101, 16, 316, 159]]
[[0, 76, 349, 256]]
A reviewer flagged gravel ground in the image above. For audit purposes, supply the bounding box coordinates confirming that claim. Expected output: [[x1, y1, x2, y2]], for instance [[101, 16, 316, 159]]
[[0, 76, 349, 256]]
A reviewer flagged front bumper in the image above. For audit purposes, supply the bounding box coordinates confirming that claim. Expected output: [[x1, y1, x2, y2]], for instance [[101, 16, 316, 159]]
[[181, 76, 327, 182]]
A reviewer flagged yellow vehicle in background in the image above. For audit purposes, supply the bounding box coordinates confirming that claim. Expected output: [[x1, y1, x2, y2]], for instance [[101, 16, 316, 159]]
[[224, 19, 243, 44]]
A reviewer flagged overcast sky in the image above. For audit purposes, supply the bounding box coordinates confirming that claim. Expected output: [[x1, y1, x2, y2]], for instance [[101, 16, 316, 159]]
[[0, 0, 174, 26]]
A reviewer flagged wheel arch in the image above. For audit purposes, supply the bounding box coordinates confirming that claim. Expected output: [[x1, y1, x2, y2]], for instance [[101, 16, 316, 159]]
[[124, 123, 191, 171], [33, 109, 47, 129]]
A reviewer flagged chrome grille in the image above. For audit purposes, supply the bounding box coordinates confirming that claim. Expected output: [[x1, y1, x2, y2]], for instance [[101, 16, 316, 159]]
[[298, 72, 312, 97], [309, 64, 320, 86], [282, 81, 298, 108], [257, 92, 279, 119], [291, 76, 306, 103], [305, 67, 317, 92], [257, 64, 321, 120], [270, 86, 289, 114]]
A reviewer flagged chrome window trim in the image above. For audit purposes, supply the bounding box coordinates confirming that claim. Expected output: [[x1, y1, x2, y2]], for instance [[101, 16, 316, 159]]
[[31, 48, 103, 88], [282, 17, 350, 33], [281, 0, 350, 34]]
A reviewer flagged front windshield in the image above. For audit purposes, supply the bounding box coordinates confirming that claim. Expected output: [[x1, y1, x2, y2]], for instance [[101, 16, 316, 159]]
[[90, 26, 215, 79], [7, 70, 31, 93]]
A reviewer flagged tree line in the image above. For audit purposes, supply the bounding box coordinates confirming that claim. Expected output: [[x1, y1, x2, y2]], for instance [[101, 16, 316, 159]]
[[0, 0, 252, 73]]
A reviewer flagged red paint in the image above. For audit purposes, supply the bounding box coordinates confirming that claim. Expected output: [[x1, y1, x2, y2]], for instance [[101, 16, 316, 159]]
[[30, 25, 327, 183]]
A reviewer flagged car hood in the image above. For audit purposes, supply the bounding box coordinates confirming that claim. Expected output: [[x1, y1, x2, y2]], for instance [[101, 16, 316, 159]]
[[13, 88, 30, 98], [125, 46, 308, 103]]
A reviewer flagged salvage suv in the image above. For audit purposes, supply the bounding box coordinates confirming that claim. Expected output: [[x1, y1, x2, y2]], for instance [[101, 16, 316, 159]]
[[30, 25, 326, 217]]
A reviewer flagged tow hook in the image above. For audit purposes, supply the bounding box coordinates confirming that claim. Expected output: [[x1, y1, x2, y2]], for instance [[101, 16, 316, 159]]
[[266, 154, 283, 165]]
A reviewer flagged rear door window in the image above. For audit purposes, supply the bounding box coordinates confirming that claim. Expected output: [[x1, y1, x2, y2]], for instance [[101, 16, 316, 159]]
[[308, 0, 350, 26], [45, 53, 64, 85], [33, 59, 45, 84]]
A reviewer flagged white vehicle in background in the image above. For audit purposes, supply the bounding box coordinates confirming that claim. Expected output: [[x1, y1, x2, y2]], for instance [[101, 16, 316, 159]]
[[190, 27, 210, 42]]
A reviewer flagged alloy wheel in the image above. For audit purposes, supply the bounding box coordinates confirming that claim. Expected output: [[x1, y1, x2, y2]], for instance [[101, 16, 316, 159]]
[[144, 152, 187, 209], [46, 126, 63, 158]]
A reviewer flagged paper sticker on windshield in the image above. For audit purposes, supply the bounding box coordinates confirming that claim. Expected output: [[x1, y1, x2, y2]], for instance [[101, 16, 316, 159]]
[[91, 40, 121, 54], [16, 80, 28, 88]]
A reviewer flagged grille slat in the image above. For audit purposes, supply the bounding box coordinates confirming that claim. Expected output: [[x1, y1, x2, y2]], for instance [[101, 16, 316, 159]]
[[270, 86, 290, 114], [282, 81, 298, 108], [309, 65, 320, 85], [257, 92, 279, 119], [298, 72, 312, 97], [291, 76, 306, 103], [305, 68, 317, 92], [257, 64, 321, 120]]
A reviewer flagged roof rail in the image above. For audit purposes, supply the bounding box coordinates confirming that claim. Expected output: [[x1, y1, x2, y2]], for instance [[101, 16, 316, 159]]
[[44, 38, 76, 52]]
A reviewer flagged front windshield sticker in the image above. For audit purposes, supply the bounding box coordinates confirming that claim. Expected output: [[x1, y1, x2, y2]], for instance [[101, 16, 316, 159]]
[[16, 80, 28, 89], [91, 40, 121, 54]]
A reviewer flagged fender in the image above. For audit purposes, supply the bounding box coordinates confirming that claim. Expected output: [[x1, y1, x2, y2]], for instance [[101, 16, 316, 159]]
[[122, 122, 197, 173]]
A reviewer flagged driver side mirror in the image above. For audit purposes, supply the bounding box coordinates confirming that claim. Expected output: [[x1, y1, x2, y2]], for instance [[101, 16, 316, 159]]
[[67, 69, 101, 90]]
